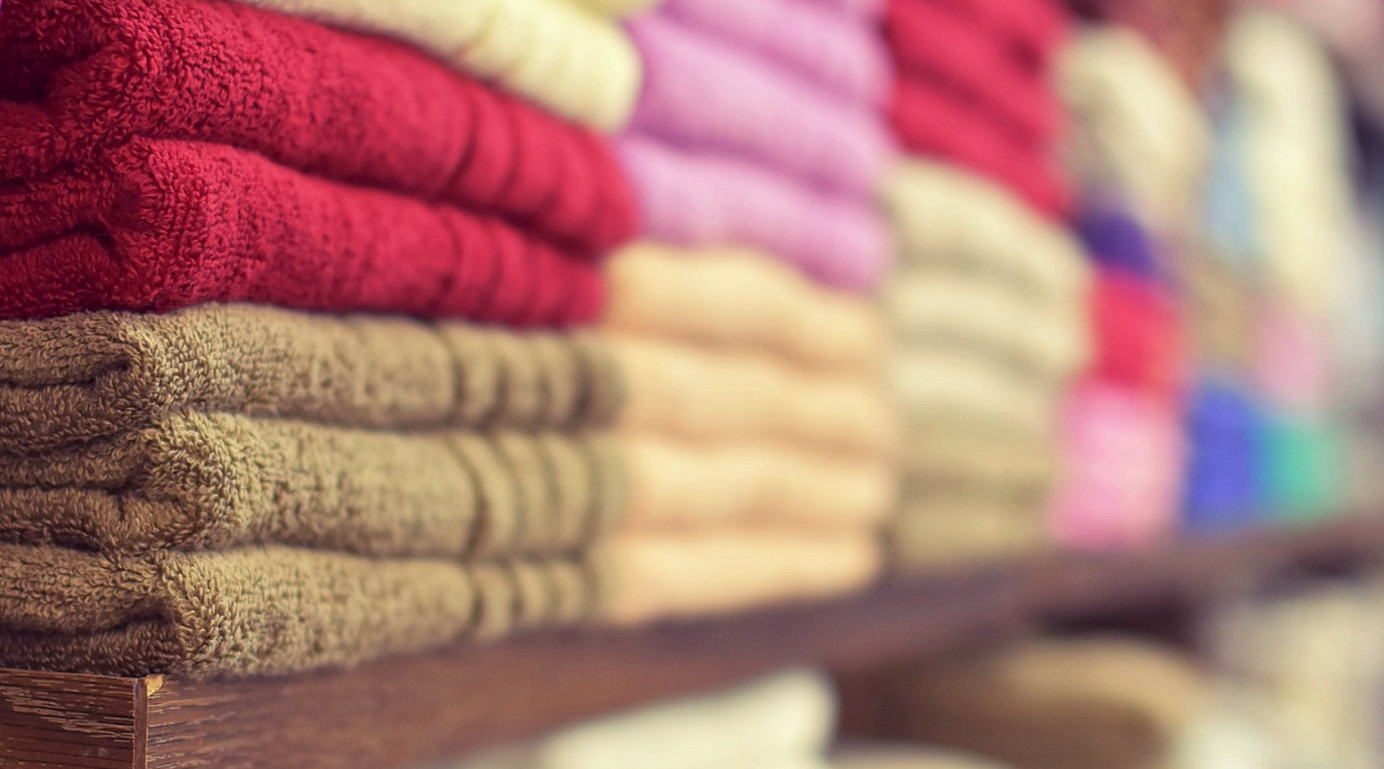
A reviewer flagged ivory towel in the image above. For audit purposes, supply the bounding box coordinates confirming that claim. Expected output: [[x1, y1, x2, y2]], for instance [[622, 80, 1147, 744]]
[[628, 12, 893, 196], [622, 435, 895, 533], [0, 139, 602, 323], [0, 305, 624, 453], [0, 543, 596, 677], [603, 243, 887, 373], [597, 529, 882, 624], [617, 138, 894, 291], [239, 0, 642, 131], [0, 413, 624, 558], [0, 0, 636, 252], [612, 335, 895, 456], [892, 349, 1063, 437]]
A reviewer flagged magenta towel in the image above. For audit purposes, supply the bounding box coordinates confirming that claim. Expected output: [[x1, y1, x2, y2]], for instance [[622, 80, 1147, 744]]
[[659, 0, 891, 106], [627, 12, 894, 197], [618, 137, 893, 291]]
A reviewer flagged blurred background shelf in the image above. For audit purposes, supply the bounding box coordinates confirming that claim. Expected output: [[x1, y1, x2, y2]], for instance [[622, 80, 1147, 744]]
[[4, 515, 1382, 769]]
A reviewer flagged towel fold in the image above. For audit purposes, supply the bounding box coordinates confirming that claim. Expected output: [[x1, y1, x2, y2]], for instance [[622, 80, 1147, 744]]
[[927, 0, 1068, 68], [0, 139, 603, 323], [627, 13, 892, 197], [618, 138, 893, 291], [901, 428, 1057, 496], [884, 162, 1087, 300], [603, 243, 887, 372], [835, 745, 1017, 769], [0, 543, 595, 677], [659, 0, 890, 106], [238, 0, 642, 131], [622, 435, 895, 533], [891, 492, 1050, 568], [0, 0, 636, 252], [0, 305, 624, 454], [892, 349, 1062, 437], [568, 0, 660, 16], [597, 529, 881, 624], [613, 336, 895, 456], [0, 413, 625, 558]]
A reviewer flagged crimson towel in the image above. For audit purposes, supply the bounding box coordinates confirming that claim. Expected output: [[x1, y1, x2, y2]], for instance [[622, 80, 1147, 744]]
[[0, 140, 603, 323], [618, 138, 893, 291], [0, 0, 636, 253], [932, 0, 1068, 69], [628, 12, 893, 197], [1089, 270, 1188, 400]]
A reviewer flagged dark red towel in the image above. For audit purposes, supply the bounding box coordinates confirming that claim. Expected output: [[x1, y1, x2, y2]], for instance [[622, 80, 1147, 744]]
[[0, 139, 604, 324], [1089, 269, 1188, 400], [886, 0, 1060, 142], [0, 0, 637, 255], [890, 79, 1070, 218]]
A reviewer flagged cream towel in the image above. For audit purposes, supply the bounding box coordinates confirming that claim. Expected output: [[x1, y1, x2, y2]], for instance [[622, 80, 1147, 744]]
[[892, 349, 1061, 437], [567, 0, 660, 17], [239, 0, 642, 130], [834, 746, 1016, 769], [603, 242, 887, 373], [892, 493, 1051, 569]]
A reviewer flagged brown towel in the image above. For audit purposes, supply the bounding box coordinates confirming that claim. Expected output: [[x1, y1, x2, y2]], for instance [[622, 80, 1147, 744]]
[[0, 304, 625, 453], [612, 335, 896, 458], [0, 412, 625, 558], [0, 543, 596, 677]]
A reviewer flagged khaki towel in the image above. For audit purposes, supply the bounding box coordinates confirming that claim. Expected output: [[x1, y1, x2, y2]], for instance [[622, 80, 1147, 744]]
[[885, 638, 1207, 769], [0, 304, 625, 453], [597, 529, 882, 624], [603, 243, 887, 373], [612, 334, 896, 457], [0, 543, 595, 677], [0, 412, 625, 558], [622, 435, 895, 533], [901, 427, 1059, 497]]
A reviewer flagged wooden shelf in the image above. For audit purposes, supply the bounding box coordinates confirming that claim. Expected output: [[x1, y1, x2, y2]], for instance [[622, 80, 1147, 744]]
[[5, 516, 1383, 769]]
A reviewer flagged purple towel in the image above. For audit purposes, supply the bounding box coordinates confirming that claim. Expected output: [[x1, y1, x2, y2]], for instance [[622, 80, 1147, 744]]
[[659, 0, 890, 106], [1077, 205, 1164, 280], [618, 136, 893, 292], [627, 12, 894, 197]]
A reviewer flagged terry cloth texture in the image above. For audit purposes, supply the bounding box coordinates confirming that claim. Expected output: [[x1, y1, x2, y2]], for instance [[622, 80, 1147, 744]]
[[618, 138, 893, 291], [0, 543, 597, 677], [612, 336, 895, 457], [596, 530, 882, 624], [878, 637, 1206, 769], [238, 0, 642, 131], [628, 12, 893, 197], [0, 0, 637, 253], [659, 0, 890, 106], [603, 243, 888, 373], [0, 139, 603, 323], [0, 304, 625, 453], [0, 413, 625, 558]]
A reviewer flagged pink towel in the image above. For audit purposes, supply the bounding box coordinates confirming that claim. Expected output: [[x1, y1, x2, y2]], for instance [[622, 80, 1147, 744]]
[[1254, 303, 1332, 413], [659, 0, 891, 106], [628, 12, 894, 197], [617, 137, 893, 291]]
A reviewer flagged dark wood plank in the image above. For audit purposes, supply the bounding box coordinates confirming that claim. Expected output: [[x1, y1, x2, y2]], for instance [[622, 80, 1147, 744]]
[[0, 669, 142, 769]]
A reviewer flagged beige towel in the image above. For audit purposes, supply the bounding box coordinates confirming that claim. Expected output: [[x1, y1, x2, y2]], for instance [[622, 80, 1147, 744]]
[[891, 493, 1051, 569], [612, 334, 896, 457], [0, 304, 624, 453], [891, 349, 1062, 437], [603, 243, 887, 373], [622, 435, 895, 533], [0, 412, 625, 558], [834, 746, 1017, 769], [597, 529, 882, 624], [0, 543, 595, 677], [900, 428, 1058, 496]]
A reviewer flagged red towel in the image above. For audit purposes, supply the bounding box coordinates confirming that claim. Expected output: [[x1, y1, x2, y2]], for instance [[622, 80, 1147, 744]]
[[0, 140, 604, 324], [932, 0, 1069, 70], [0, 0, 637, 255], [1088, 269, 1188, 400], [886, 0, 1060, 141]]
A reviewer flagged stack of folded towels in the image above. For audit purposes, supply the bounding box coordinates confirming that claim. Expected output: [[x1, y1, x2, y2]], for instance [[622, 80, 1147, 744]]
[[599, 0, 899, 616], [880, 0, 1091, 568]]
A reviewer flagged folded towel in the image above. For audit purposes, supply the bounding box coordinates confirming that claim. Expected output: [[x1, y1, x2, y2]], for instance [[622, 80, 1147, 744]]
[[618, 138, 893, 291], [1261, 414, 1342, 520], [622, 435, 894, 533], [887, 272, 1089, 381], [239, 0, 642, 131], [1076, 204, 1164, 279], [1089, 269, 1188, 400], [884, 161, 1087, 300], [603, 243, 888, 372], [659, 0, 890, 106], [835, 745, 1017, 769], [0, 139, 603, 323], [891, 492, 1050, 568], [0, 413, 624, 558], [1182, 378, 1263, 534], [568, 0, 660, 16], [628, 13, 893, 197], [1174, 249, 1254, 369], [0, 0, 636, 252], [892, 349, 1062, 437], [806, 0, 885, 20], [0, 543, 595, 677], [597, 529, 881, 623], [901, 428, 1057, 496], [929, 0, 1068, 69], [613, 336, 895, 456], [886, 0, 1058, 140], [1253, 303, 1332, 414], [0, 304, 624, 454]]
